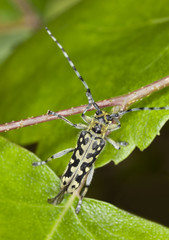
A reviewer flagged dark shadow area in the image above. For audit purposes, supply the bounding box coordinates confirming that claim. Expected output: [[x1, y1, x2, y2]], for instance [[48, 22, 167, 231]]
[[25, 142, 38, 153]]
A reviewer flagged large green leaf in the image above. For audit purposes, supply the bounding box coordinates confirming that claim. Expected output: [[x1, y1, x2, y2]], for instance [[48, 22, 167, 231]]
[[0, 0, 169, 174], [0, 136, 169, 240]]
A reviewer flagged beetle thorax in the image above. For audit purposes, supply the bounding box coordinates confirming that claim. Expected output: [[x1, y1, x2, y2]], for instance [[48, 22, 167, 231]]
[[88, 111, 112, 137]]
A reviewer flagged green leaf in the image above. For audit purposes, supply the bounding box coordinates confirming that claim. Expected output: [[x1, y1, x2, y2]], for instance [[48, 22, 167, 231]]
[[45, 0, 82, 20], [0, 30, 32, 65], [1, 136, 169, 240], [0, 0, 169, 173]]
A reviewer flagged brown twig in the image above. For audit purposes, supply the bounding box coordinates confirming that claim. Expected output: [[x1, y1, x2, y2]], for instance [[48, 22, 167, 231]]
[[12, 0, 41, 29], [0, 75, 169, 133], [0, 0, 41, 33]]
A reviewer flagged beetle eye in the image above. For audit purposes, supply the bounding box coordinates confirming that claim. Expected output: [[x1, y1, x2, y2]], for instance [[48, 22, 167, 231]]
[[106, 115, 112, 121], [96, 110, 102, 115]]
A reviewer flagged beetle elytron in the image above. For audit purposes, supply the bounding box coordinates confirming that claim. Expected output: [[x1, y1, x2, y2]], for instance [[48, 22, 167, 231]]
[[32, 27, 169, 213]]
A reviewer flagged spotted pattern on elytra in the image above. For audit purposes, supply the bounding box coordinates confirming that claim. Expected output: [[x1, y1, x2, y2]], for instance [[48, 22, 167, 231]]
[[61, 131, 91, 188], [64, 131, 105, 193]]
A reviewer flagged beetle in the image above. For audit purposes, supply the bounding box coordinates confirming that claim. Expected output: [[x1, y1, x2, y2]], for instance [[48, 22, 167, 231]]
[[32, 27, 169, 213]]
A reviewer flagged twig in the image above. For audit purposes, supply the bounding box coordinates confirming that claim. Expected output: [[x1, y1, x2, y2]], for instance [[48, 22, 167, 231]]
[[0, 75, 169, 133], [12, 0, 41, 29], [0, 0, 41, 33]]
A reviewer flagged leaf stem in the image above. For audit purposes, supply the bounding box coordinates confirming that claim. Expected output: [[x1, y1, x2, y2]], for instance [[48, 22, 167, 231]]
[[0, 75, 169, 133]]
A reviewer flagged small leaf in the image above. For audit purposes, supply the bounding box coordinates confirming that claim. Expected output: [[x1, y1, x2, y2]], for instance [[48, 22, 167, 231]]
[[0, 137, 169, 240]]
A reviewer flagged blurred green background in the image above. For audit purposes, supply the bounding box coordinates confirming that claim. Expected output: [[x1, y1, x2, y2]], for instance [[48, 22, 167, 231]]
[[1, 0, 169, 228]]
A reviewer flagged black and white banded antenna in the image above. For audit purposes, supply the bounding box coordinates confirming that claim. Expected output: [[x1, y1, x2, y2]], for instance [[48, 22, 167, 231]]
[[45, 27, 101, 115], [111, 106, 169, 118]]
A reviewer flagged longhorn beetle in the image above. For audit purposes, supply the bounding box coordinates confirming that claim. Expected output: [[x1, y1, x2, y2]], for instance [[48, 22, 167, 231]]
[[32, 27, 169, 214]]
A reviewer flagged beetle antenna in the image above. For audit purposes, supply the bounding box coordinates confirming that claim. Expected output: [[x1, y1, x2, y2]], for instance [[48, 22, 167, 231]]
[[110, 106, 169, 118], [45, 27, 100, 113]]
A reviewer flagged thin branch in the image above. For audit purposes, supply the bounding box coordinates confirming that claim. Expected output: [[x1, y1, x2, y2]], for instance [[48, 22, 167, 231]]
[[0, 0, 41, 33], [12, 0, 41, 29], [0, 75, 169, 133]]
